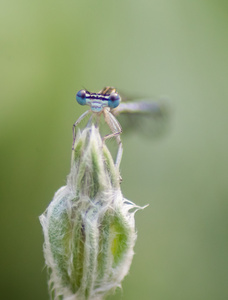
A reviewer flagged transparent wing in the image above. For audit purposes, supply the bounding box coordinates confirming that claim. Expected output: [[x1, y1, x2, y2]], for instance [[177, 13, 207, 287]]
[[111, 99, 170, 137]]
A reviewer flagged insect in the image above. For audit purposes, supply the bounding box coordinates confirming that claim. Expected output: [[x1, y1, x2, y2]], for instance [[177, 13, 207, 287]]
[[73, 86, 168, 168]]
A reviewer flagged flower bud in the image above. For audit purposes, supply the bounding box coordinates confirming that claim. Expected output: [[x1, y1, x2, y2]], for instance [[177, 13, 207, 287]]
[[40, 125, 143, 300]]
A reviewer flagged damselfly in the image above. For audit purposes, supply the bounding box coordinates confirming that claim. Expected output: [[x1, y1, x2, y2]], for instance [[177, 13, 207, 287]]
[[73, 86, 168, 168]]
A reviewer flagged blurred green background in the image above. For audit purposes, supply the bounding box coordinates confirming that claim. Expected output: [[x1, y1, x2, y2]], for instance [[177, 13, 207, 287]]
[[1, 1, 228, 299]]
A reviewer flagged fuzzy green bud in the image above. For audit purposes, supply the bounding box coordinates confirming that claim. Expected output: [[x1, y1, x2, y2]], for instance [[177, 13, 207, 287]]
[[40, 125, 143, 300]]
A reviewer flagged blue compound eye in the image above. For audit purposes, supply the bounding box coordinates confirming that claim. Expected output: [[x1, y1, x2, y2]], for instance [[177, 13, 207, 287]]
[[108, 92, 120, 108], [76, 89, 87, 105]]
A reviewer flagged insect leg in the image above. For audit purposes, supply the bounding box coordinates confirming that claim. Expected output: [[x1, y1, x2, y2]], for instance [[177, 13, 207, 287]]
[[72, 110, 90, 149], [103, 109, 123, 169]]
